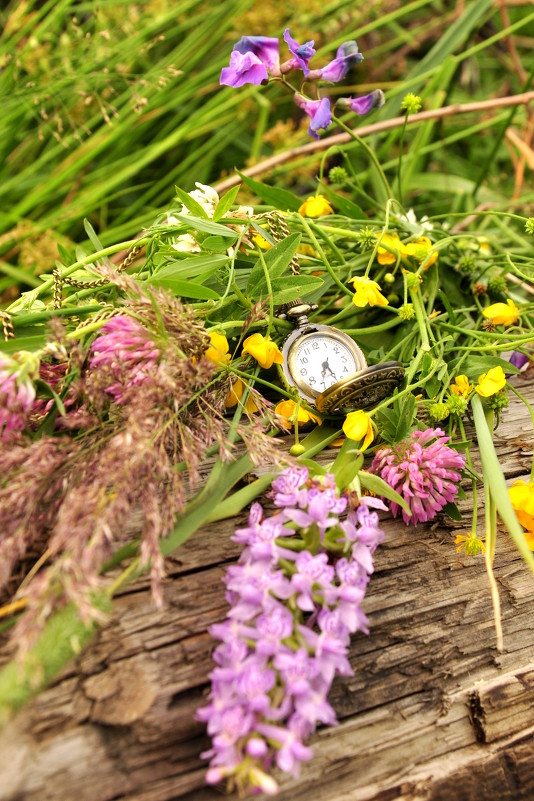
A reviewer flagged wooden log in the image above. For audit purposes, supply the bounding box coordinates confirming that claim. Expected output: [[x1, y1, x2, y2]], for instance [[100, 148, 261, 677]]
[[1, 379, 534, 801]]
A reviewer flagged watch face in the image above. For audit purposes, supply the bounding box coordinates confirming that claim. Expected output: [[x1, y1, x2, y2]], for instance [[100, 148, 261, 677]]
[[292, 332, 360, 394]]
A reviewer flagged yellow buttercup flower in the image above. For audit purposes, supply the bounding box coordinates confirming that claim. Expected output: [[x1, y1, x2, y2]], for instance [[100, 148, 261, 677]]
[[508, 480, 534, 548], [205, 331, 231, 366], [349, 276, 388, 308], [483, 299, 519, 327], [242, 333, 284, 369], [376, 232, 407, 265], [405, 236, 438, 269], [342, 410, 374, 451], [450, 374, 473, 398], [224, 377, 259, 413], [275, 399, 322, 429], [298, 195, 334, 217], [252, 230, 272, 250], [475, 366, 506, 397]]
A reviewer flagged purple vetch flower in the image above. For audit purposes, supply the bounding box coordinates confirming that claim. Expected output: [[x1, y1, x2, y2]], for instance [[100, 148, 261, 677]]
[[294, 94, 332, 139], [220, 35, 280, 87], [197, 465, 387, 796], [338, 88, 385, 116], [315, 40, 364, 83], [370, 427, 466, 526], [282, 29, 316, 76], [509, 350, 532, 372], [0, 354, 36, 441], [89, 314, 161, 404]]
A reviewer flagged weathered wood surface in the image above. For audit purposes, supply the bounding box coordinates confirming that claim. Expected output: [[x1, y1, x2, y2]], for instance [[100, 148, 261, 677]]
[[2, 380, 534, 801]]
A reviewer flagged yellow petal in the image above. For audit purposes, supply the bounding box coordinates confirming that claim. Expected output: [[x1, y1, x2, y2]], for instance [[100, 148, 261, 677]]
[[475, 366, 506, 397], [242, 333, 284, 369], [342, 410, 374, 450], [450, 374, 473, 398], [298, 195, 334, 217], [205, 331, 230, 366], [275, 399, 321, 428], [482, 299, 519, 326]]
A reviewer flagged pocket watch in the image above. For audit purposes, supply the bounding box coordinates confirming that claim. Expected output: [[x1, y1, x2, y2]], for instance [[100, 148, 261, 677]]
[[279, 301, 404, 415]]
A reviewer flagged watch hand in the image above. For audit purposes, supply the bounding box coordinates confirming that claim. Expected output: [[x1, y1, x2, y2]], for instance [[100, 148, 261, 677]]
[[321, 359, 336, 380]]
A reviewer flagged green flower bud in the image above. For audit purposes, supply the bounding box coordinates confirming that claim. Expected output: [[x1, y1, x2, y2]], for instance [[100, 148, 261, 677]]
[[355, 226, 377, 249], [398, 303, 415, 320], [383, 272, 396, 284], [289, 443, 306, 456], [487, 276, 508, 301], [404, 272, 423, 290], [486, 391, 509, 412], [446, 394, 468, 415], [401, 93, 422, 114], [525, 218, 534, 235], [329, 166, 348, 184], [429, 402, 450, 422]]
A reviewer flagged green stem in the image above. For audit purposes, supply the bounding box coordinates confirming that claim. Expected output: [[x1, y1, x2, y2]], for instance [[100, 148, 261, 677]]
[[332, 115, 393, 199]]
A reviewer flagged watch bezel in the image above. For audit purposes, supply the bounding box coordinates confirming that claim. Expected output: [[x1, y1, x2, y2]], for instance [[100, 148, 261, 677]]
[[281, 324, 367, 403]]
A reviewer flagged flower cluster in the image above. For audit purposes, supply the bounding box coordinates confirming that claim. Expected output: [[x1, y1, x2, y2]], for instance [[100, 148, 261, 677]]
[[220, 30, 384, 139], [0, 353, 36, 441], [89, 314, 161, 405], [198, 466, 386, 795], [370, 427, 466, 525]]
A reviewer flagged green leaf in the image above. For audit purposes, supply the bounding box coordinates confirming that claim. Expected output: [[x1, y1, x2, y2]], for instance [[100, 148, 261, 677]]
[[269, 275, 324, 305], [374, 393, 416, 444], [441, 502, 463, 522], [213, 185, 241, 222], [359, 472, 412, 518], [172, 213, 238, 239], [202, 235, 233, 253], [83, 219, 106, 254], [148, 276, 220, 300], [237, 170, 302, 212], [464, 355, 519, 379], [174, 185, 210, 219], [246, 233, 301, 295], [153, 254, 229, 282], [0, 331, 46, 353]]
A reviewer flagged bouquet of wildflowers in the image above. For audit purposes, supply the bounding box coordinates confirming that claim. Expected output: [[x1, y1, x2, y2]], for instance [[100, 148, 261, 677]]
[[0, 22, 534, 799]]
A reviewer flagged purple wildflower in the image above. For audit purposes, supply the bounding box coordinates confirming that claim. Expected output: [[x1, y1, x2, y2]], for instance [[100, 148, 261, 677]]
[[198, 467, 386, 795], [315, 40, 363, 83], [89, 314, 161, 404], [220, 36, 280, 87], [282, 29, 316, 77], [339, 89, 385, 116], [294, 94, 332, 139], [509, 350, 531, 371], [0, 354, 36, 441], [370, 427, 466, 526]]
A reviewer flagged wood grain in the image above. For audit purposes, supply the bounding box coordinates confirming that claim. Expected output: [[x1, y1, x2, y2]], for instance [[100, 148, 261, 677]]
[[1, 377, 534, 801]]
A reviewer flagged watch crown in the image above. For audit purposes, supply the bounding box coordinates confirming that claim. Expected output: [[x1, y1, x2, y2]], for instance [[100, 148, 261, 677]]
[[277, 299, 318, 324]]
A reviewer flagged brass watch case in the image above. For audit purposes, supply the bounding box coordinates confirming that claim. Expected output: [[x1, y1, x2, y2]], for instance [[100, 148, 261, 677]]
[[315, 361, 406, 414]]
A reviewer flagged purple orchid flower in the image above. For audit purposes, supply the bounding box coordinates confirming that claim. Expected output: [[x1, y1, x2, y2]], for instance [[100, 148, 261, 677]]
[[316, 40, 363, 83], [282, 28, 316, 77], [338, 89, 385, 116], [220, 35, 280, 87], [294, 94, 332, 139]]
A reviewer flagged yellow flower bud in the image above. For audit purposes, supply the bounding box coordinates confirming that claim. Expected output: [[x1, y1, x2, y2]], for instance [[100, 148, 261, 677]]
[[342, 410, 374, 451], [242, 333, 284, 369], [275, 399, 322, 429]]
